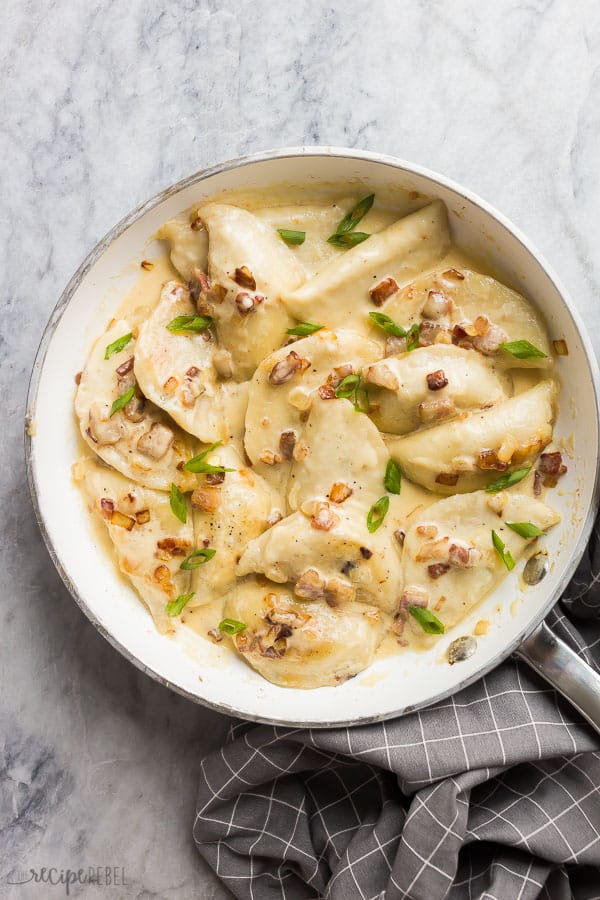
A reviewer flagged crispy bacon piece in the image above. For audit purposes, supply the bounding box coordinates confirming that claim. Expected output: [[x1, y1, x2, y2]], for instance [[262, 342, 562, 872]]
[[426, 369, 448, 391], [435, 472, 459, 486], [329, 482, 353, 504], [369, 277, 399, 306], [269, 350, 310, 385], [234, 266, 257, 290], [427, 562, 450, 579], [477, 449, 508, 471], [538, 452, 567, 476]]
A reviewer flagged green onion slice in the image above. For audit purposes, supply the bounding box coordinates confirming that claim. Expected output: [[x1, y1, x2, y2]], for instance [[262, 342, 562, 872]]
[[109, 386, 135, 417], [169, 483, 187, 524], [277, 229, 306, 245], [405, 323, 420, 351], [286, 322, 324, 337], [492, 530, 516, 570], [500, 340, 547, 359], [166, 315, 213, 334], [334, 374, 361, 398], [368, 312, 407, 338], [506, 522, 545, 539], [165, 593, 195, 617], [219, 618, 247, 635], [104, 332, 133, 360], [183, 441, 236, 475], [367, 496, 389, 533], [327, 231, 370, 248], [335, 194, 375, 234], [180, 548, 216, 570], [384, 459, 402, 495], [408, 606, 445, 634], [485, 466, 532, 493]]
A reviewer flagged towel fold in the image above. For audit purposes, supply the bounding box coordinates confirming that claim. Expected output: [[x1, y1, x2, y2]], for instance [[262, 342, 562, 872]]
[[194, 522, 600, 899]]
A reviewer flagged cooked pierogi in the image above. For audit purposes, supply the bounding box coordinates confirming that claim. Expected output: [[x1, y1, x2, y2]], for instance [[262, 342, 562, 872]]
[[75, 318, 197, 492], [74, 185, 565, 690]]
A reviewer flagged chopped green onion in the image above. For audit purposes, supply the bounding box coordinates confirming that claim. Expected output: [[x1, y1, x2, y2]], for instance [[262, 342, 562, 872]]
[[165, 593, 195, 617], [335, 374, 361, 398], [109, 386, 135, 417], [408, 606, 445, 634], [368, 312, 407, 338], [169, 483, 187, 524], [384, 459, 402, 495], [367, 496, 389, 533], [492, 530, 515, 570], [277, 228, 306, 245], [180, 548, 216, 570], [166, 315, 213, 334], [485, 466, 532, 493], [183, 441, 236, 475], [286, 322, 324, 337], [104, 332, 133, 360], [506, 522, 545, 539], [405, 323, 420, 352], [335, 194, 375, 234], [354, 378, 370, 413], [500, 340, 547, 360], [218, 618, 247, 636], [327, 231, 370, 249]]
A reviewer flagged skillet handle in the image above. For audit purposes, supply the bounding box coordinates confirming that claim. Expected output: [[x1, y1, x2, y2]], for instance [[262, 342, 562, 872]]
[[516, 621, 600, 734]]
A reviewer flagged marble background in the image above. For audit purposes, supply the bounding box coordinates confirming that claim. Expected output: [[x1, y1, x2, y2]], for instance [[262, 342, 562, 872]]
[[2, 0, 600, 897]]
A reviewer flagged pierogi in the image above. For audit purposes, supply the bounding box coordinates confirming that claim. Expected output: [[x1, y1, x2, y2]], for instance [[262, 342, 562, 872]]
[[73, 186, 566, 689]]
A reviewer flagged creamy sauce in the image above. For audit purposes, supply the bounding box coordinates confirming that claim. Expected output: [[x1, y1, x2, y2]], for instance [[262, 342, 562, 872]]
[[73, 185, 563, 689]]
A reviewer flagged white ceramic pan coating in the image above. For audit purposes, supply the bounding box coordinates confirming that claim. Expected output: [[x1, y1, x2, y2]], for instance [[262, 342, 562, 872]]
[[26, 148, 600, 729]]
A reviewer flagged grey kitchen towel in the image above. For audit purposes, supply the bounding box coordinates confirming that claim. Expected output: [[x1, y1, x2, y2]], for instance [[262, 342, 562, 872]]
[[194, 522, 600, 900]]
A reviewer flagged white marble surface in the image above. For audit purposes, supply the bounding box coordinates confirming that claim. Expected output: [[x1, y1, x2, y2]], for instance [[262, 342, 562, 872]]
[[3, 0, 600, 897]]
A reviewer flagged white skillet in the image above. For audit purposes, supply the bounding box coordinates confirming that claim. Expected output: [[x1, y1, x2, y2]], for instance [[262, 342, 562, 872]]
[[26, 148, 600, 729]]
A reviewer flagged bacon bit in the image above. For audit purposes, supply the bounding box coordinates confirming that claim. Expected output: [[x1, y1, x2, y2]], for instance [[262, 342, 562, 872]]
[[360, 546, 373, 560], [451, 323, 472, 346], [115, 357, 134, 377], [292, 440, 310, 462], [426, 369, 448, 391], [110, 510, 135, 530], [473, 315, 490, 336], [267, 510, 283, 528], [185, 366, 200, 378], [391, 614, 405, 636], [474, 620, 490, 636], [206, 471, 226, 485], [234, 266, 256, 290], [399, 586, 429, 611], [394, 529, 405, 547], [311, 502, 339, 532], [418, 321, 449, 347], [369, 277, 399, 306], [478, 449, 509, 471], [260, 449, 282, 466], [448, 542, 481, 569], [418, 398, 456, 423], [190, 216, 203, 231], [137, 422, 174, 460], [210, 283, 228, 304], [135, 508, 150, 525], [268, 350, 310, 385], [441, 268, 465, 282], [416, 537, 449, 562], [141, 259, 154, 271], [279, 430, 297, 460], [153, 565, 170, 584], [235, 291, 264, 316], [435, 472, 459, 486], [553, 339, 568, 356], [156, 537, 189, 558], [123, 393, 146, 424], [262, 645, 284, 659], [434, 595, 447, 611], [365, 363, 399, 391], [428, 562, 450, 579], [326, 364, 354, 389], [74, 371, 82, 385], [329, 482, 353, 504], [533, 470, 543, 496], [539, 451, 567, 476], [191, 487, 221, 512], [163, 376, 179, 395], [295, 568, 327, 600], [318, 384, 336, 400], [384, 335, 407, 356], [100, 498, 114, 519], [207, 628, 223, 643], [472, 321, 508, 355], [417, 525, 438, 538], [422, 290, 452, 320]]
